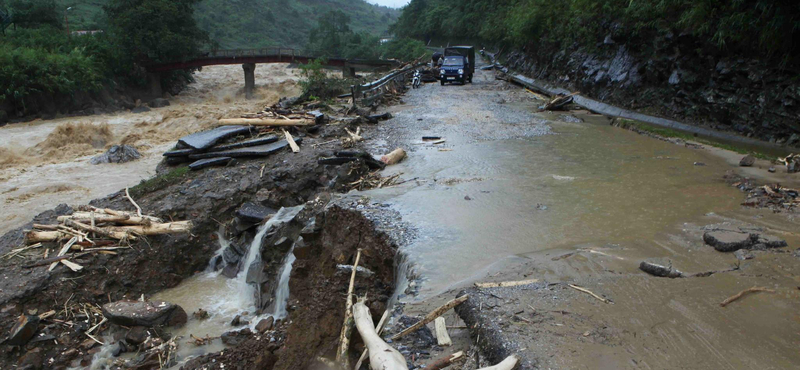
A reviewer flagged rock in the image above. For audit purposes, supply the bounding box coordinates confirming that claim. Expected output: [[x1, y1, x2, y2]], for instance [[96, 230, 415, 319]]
[[17, 348, 43, 370], [703, 231, 757, 252], [237, 202, 276, 224], [193, 308, 209, 320], [734, 249, 755, 261], [147, 98, 170, 108], [230, 315, 249, 326], [694, 162, 706, 166], [221, 328, 252, 346], [639, 261, 683, 278], [131, 106, 151, 114], [102, 300, 188, 327], [739, 155, 756, 167], [125, 326, 150, 345], [668, 70, 680, 85], [6, 315, 39, 346], [768, 167, 776, 173], [90, 145, 141, 165], [788, 133, 800, 146], [255, 316, 274, 333]]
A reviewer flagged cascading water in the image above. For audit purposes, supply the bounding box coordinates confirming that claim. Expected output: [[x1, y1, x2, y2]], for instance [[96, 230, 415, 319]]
[[235, 222, 272, 305], [268, 246, 296, 319]]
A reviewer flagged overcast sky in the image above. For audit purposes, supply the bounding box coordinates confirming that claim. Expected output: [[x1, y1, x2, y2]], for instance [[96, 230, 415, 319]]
[[367, 0, 410, 8]]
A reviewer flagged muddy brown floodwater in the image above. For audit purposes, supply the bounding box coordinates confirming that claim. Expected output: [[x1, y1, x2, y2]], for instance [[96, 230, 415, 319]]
[[0, 64, 301, 235], [355, 62, 800, 369]]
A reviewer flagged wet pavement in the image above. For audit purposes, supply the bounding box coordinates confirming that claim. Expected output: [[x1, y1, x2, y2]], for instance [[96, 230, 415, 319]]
[[356, 62, 800, 369]]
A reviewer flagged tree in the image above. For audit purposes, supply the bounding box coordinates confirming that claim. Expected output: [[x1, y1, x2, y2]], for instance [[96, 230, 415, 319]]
[[7, 0, 60, 29], [104, 0, 210, 64], [308, 10, 353, 57]]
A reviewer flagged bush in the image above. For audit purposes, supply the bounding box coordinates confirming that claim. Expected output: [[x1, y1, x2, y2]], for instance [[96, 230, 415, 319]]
[[298, 58, 353, 100]]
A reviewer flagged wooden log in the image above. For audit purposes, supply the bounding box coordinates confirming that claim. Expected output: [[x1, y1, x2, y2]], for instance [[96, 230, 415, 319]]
[[25, 230, 65, 243], [64, 219, 135, 241], [104, 221, 192, 236], [353, 300, 406, 370], [425, 351, 464, 370], [218, 118, 314, 126], [283, 130, 300, 153], [477, 355, 519, 370], [336, 249, 362, 369], [434, 317, 452, 346], [380, 148, 406, 165], [90, 207, 163, 223], [49, 237, 77, 271], [475, 279, 539, 288], [60, 259, 83, 272], [391, 294, 468, 340], [32, 224, 59, 231], [58, 212, 157, 226], [353, 309, 389, 370]]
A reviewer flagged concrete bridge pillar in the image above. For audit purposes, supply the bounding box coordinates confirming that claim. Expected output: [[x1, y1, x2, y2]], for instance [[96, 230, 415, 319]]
[[147, 72, 162, 98], [242, 63, 256, 99]]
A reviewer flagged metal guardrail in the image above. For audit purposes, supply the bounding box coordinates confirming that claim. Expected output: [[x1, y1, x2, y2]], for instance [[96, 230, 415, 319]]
[[351, 62, 426, 107]]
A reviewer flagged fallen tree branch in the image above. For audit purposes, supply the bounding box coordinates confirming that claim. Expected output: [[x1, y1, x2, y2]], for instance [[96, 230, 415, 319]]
[[336, 249, 362, 369], [720, 287, 776, 307], [568, 284, 612, 304], [64, 219, 135, 241], [391, 294, 469, 340], [425, 351, 464, 370], [125, 187, 143, 218], [434, 317, 452, 346], [353, 309, 389, 370], [104, 221, 193, 236], [475, 278, 539, 288]]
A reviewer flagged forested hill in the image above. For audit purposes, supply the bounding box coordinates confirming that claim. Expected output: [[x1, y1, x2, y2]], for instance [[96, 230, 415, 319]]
[[60, 0, 400, 49]]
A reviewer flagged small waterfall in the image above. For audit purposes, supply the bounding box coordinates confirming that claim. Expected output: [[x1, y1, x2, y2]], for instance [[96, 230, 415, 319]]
[[236, 222, 272, 306], [269, 246, 296, 319], [206, 226, 230, 272]]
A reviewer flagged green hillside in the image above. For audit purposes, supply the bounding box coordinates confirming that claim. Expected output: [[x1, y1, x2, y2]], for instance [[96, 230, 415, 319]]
[[58, 0, 399, 49]]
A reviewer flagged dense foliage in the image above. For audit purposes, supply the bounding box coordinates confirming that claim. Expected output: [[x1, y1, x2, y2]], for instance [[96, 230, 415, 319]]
[[53, 0, 399, 49], [307, 10, 428, 61], [393, 0, 800, 64]]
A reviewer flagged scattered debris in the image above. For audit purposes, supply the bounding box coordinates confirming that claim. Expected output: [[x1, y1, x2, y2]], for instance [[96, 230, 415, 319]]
[[702, 230, 787, 252], [720, 287, 776, 307], [779, 153, 799, 173], [541, 92, 578, 111], [353, 299, 406, 370], [426, 351, 464, 370], [391, 294, 469, 340], [741, 184, 798, 212], [6, 315, 40, 346], [283, 129, 300, 153]]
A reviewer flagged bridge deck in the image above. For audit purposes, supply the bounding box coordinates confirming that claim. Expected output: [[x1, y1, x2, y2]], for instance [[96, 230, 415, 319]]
[[146, 48, 397, 72]]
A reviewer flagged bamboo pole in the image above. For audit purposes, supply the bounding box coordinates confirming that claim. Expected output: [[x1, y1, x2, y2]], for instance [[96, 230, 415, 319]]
[[336, 249, 362, 369], [391, 294, 468, 340]]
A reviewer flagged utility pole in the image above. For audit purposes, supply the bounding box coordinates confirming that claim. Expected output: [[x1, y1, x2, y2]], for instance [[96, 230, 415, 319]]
[[65, 7, 72, 35]]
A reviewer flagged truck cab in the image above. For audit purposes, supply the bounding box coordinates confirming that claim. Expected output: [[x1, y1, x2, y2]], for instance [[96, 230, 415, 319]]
[[440, 46, 475, 85], [439, 56, 469, 85]]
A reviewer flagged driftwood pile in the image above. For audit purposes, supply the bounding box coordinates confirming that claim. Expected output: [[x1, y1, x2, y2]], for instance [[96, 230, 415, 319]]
[[21, 205, 192, 272], [163, 108, 324, 170], [540, 92, 578, 111], [742, 184, 799, 211]]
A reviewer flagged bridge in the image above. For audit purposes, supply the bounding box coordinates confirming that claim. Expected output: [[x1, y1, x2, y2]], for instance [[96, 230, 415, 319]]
[[145, 48, 400, 99]]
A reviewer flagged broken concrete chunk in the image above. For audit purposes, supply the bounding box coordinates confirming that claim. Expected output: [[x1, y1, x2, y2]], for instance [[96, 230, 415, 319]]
[[703, 231, 758, 252], [102, 300, 188, 327], [739, 155, 756, 167], [6, 314, 39, 346], [236, 202, 276, 224], [178, 126, 252, 150]]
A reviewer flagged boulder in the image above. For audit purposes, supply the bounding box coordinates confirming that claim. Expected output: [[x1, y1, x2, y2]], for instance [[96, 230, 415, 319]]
[[18, 348, 43, 370], [102, 300, 187, 327], [90, 145, 141, 165], [255, 316, 274, 333], [147, 98, 170, 108], [6, 315, 39, 346], [221, 328, 252, 346], [739, 155, 756, 167]]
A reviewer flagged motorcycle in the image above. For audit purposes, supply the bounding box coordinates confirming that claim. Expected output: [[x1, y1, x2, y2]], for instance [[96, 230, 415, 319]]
[[412, 70, 421, 89]]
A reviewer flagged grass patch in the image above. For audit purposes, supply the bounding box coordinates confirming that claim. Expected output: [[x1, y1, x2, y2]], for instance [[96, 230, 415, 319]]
[[615, 119, 775, 161], [129, 166, 190, 198]]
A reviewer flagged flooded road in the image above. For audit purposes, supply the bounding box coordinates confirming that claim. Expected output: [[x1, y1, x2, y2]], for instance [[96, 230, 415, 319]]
[[359, 64, 800, 368], [0, 64, 301, 235]]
